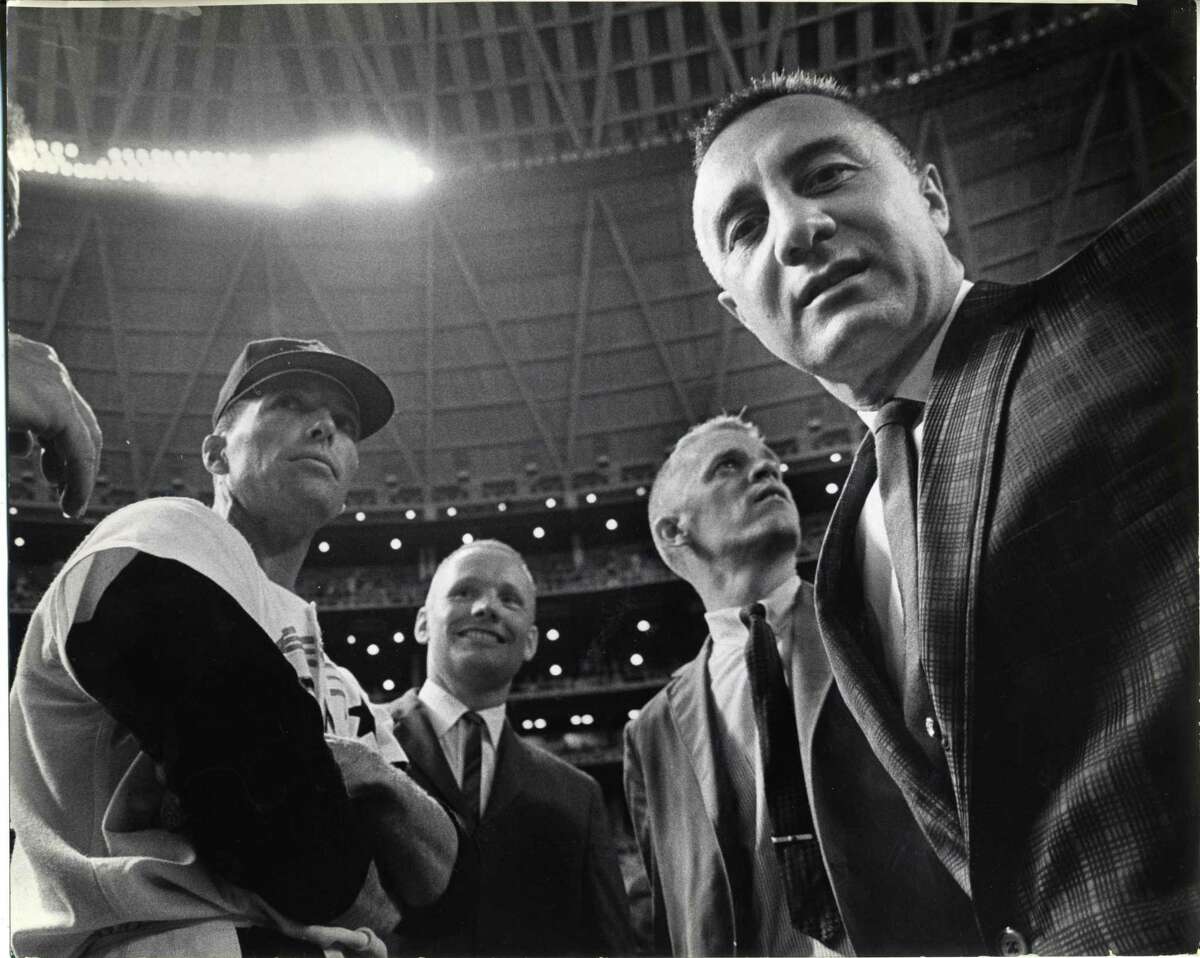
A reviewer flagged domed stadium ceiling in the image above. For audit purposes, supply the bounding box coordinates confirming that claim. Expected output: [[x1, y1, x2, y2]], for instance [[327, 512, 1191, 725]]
[[5, 1, 1193, 517]]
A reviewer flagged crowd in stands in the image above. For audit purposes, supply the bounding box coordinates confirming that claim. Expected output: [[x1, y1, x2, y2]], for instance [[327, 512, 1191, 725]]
[[9, 519, 831, 614]]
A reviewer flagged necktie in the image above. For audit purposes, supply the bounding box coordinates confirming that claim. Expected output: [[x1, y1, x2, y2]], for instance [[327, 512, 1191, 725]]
[[872, 400, 924, 708], [741, 603, 844, 946], [459, 711, 485, 830], [873, 400, 945, 768]]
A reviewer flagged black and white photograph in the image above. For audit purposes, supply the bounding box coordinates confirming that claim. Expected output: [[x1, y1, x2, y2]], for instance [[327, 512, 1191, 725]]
[[6, 1, 1196, 955]]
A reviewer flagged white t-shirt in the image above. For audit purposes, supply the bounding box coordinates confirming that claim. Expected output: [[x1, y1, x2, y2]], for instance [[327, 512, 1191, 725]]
[[10, 497, 401, 958]]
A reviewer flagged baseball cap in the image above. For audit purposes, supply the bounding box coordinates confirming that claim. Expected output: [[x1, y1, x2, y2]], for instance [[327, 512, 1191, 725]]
[[212, 337, 394, 439]]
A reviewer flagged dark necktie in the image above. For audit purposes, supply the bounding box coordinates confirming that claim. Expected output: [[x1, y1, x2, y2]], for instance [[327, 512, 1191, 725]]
[[459, 710, 485, 830], [741, 603, 844, 947]]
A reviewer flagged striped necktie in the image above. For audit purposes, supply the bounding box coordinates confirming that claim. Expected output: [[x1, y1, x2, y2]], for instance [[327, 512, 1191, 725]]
[[459, 710, 485, 830]]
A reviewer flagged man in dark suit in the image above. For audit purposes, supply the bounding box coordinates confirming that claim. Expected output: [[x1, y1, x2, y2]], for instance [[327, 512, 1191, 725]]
[[389, 539, 634, 957], [687, 71, 1198, 954]]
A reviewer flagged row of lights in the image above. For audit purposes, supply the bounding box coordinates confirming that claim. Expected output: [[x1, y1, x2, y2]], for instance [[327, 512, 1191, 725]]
[[519, 707, 642, 732], [315, 516, 625, 555], [10, 134, 436, 207], [344, 630, 420, 651]]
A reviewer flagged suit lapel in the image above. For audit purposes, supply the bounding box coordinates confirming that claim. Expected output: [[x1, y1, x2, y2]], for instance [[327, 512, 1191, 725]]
[[665, 642, 745, 940], [392, 690, 470, 821], [815, 403, 971, 887], [666, 642, 724, 830], [481, 720, 525, 824], [920, 281, 1032, 847]]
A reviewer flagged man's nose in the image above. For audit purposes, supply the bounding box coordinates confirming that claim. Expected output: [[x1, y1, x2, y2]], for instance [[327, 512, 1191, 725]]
[[773, 200, 836, 267], [750, 456, 781, 483], [308, 408, 336, 441], [471, 593, 499, 618]]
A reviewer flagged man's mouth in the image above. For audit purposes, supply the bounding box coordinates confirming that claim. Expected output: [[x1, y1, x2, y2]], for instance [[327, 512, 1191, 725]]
[[752, 484, 789, 505], [798, 260, 868, 311], [293, 454, 337, 477], [459, 627, 507, 645]]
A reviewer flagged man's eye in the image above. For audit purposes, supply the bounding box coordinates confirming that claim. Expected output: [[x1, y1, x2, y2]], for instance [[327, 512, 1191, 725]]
[[726, 216, 763, 249], [804, 163, 856, 193], [335, 415, 360, 439]]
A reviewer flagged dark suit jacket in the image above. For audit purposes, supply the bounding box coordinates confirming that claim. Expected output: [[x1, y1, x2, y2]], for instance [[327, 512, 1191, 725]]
[[814, 164, 1199, 954], [391, 689, 634, 957], [623, 581, 979, 957]]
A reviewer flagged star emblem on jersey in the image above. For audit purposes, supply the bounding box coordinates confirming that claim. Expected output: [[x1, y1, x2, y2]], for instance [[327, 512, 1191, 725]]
[[348, 701, 376, 738]]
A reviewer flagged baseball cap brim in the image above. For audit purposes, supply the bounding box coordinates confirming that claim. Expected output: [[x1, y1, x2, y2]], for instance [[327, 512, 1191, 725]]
[[218, 349, 394, 440]]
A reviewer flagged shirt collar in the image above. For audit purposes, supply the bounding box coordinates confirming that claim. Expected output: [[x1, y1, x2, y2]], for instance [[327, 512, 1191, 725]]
[[418, 679, 507, 745], [704, 574, 802, 646], [858, 278, 973, 430]]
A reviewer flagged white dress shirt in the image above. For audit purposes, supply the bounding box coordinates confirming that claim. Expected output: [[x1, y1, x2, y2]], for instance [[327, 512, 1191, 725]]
[[855, 279, 973, 695], [418, 679, 507, 813], [704, 575, 840, 956]]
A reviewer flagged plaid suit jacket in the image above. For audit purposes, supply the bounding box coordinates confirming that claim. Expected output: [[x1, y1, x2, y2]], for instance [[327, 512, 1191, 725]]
[[815, 163, 1199, 954]]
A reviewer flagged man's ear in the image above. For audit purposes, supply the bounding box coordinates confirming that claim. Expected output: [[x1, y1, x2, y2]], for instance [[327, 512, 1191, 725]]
[[919, 163, 951, 237], [201, 434, 228, 476], [414, 606, 429, 645], [717, 290, 741, 323], [653, 514, 688, 551], [522, 625, 539, 663]]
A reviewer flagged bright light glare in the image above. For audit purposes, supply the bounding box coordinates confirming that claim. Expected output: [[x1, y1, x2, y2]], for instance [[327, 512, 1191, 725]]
[[11, 133, 435, 208]]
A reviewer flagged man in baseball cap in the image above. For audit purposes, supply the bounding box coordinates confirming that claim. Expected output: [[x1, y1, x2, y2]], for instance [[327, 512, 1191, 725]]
[[11, 337, 462, 958]]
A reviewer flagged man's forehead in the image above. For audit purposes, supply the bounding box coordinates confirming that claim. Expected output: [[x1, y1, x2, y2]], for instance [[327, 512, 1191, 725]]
[[676, 426, 771, 468], [439, 543, 535, 590]]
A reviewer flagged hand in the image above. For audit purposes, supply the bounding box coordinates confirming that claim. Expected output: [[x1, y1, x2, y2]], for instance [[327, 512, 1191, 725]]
[[8, 332, 102, 517], [325, 735, 458, 908]]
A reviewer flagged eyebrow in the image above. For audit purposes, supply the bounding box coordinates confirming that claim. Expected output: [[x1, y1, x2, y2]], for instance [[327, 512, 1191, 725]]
[[709, 134, 867, 244]]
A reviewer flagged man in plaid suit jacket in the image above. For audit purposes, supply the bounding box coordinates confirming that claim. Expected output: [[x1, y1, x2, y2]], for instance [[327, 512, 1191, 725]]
[[688, 71, 1197, 954]]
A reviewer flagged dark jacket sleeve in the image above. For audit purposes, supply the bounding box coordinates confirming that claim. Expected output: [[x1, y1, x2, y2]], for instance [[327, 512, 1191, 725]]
[[64, 551, 372, 924], [581, 777, 636, 957]]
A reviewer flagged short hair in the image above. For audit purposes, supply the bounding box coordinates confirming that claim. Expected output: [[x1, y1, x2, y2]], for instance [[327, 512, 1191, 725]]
[[690, 70, 918, 174], [429, 538, 537, 596], [648, 412, 767, 541]]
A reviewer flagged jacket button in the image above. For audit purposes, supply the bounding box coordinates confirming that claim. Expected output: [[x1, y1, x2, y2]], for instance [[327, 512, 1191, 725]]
[[924, 715, 938, 738], [998, 926, 1027, 955]]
